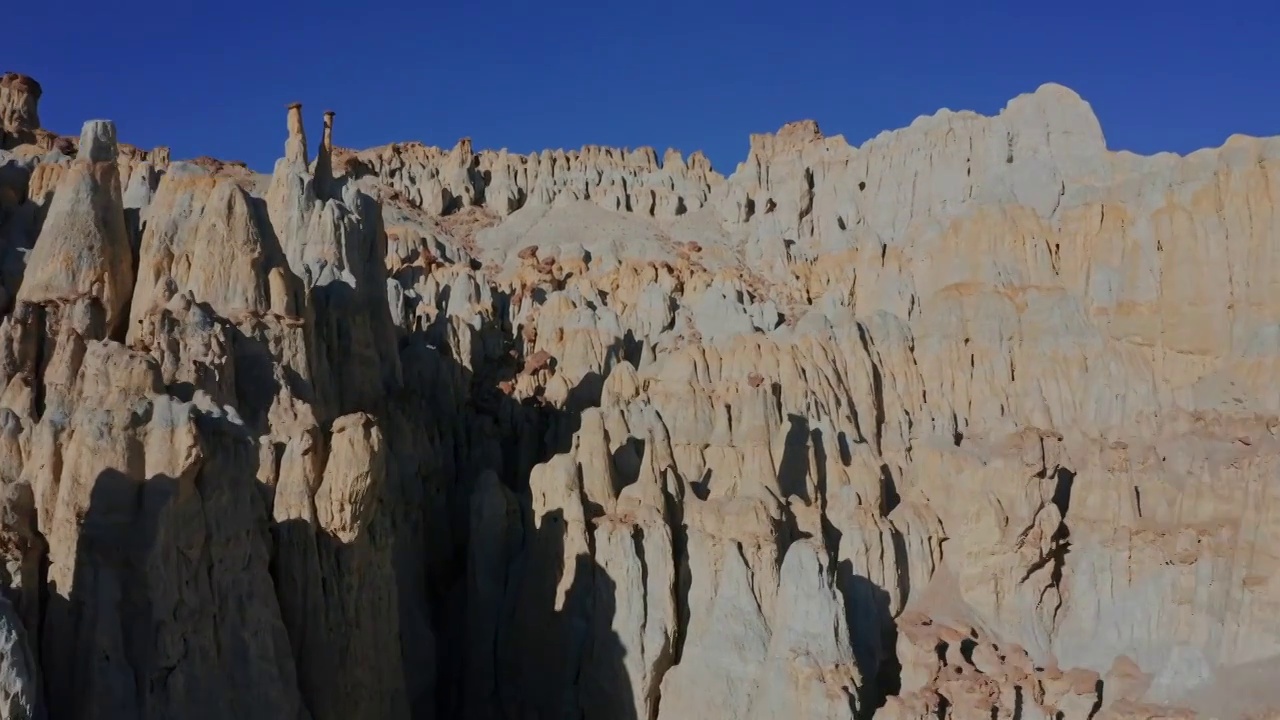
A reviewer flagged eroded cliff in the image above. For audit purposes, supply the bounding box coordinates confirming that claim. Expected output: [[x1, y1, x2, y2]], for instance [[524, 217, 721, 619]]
[[0, 75, 1277, 720]]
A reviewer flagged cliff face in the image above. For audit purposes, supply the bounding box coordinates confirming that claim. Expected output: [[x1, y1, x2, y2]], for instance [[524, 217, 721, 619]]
[[0, 77, 1277, 720]]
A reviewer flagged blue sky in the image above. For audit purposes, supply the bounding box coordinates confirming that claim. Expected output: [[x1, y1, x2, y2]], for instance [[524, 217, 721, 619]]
[[7, 0, 1277, 173]]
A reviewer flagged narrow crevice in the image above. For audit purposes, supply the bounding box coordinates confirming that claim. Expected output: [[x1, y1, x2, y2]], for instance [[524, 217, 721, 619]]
[[1087, 678, 1104, 720], [30, 305, 47, 420], [879, 464, 901, 515], [668, 480, 693, 671], [856, 324, 885, 456], [1051, 468, 1075, 518]]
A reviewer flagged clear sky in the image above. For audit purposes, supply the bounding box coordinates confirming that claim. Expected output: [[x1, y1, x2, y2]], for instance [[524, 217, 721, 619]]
[[7, 0, 1277, 173]]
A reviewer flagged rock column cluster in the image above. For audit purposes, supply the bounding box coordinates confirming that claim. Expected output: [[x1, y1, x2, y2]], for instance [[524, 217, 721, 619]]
[[0, 76, 1276, 720]]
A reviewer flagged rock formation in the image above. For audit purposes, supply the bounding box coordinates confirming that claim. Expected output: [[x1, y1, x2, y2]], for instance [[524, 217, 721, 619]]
[[0, 73, 41, 150], [0, 74, 1277, 720]]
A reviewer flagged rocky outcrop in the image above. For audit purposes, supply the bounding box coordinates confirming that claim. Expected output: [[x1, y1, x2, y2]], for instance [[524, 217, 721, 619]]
[[14, 121, 134, 335], [344, 137, 721, 220], [0, 73, 40, 150], [0, 74, 1276, 720]]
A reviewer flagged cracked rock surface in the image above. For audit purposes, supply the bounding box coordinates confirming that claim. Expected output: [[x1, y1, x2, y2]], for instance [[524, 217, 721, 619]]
[[0, 78, 1277, 720]]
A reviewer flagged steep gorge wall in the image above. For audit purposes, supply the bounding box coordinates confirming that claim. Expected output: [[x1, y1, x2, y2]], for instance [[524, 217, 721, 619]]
[[0, 77, 1277, 720]]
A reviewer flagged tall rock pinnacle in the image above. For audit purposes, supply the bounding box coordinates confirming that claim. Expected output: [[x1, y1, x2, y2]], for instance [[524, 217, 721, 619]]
[[315, 109, 335, 197], [285, 101, 307, 166]]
